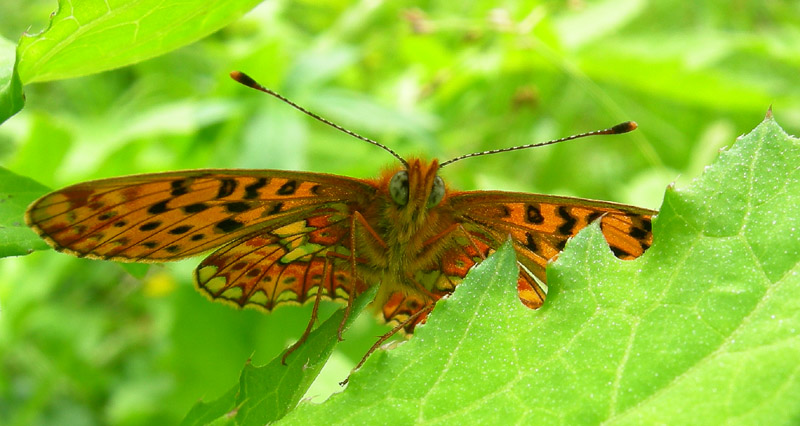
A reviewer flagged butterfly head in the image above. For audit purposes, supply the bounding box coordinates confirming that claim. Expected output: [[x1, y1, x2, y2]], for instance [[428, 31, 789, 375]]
[[383, 158, 446, 224]]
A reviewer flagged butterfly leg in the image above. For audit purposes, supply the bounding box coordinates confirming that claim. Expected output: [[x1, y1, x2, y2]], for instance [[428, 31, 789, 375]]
[[337, 211, 387, 340], [339, 214, 358, 341], [281, 256, 331, 365], [339, 301, 435, 387]]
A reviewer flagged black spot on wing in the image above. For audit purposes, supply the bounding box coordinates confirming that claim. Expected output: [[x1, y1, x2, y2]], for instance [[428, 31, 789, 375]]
[[266, 202, 283, 216], [148, 200, 169, 214], [277, 180, 298, 195], [225, 202, 252, 213], [217, 179, 238, 199], [557, 206, 577, 235], [629, 226, 649, 239], [216, 218, 244, 233], [169, 225, 193, 235], [171, 179, 189, 196], [244, 178, 268, 200], [139, 221, 162, 231], [524, 232, 538, 253], [526, 205, 544, 224], [183, 203, 209, 213]]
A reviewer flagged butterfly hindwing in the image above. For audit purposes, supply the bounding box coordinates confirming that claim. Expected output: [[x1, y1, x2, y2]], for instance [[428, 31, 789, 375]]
[[195, 212, 369, 311]]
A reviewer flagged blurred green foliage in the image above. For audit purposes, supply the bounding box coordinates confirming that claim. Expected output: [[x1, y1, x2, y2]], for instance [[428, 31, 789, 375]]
[[0, 0, 798, 424]]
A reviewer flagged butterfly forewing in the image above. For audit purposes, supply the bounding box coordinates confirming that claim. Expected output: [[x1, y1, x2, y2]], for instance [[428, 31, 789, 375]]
[[447, 190, 654, 304], [26, 170, 377, 262]]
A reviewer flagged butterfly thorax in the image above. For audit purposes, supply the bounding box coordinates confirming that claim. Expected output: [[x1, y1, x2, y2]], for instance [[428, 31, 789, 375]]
[[349, 159, 455, 294]]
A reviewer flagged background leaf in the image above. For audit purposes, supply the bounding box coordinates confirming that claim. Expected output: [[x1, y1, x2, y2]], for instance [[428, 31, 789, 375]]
[[17, 0, 263, 83], [279, 117, 800, 424], [0, 35, 23, 124], [0, 167, 50, 256]]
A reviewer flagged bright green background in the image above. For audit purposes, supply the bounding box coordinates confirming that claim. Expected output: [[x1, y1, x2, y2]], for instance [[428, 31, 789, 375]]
[[1, 1, 798, 424]]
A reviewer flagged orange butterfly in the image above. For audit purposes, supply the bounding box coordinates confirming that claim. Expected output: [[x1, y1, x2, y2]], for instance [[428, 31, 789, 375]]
[[26, 72, 655, 365]]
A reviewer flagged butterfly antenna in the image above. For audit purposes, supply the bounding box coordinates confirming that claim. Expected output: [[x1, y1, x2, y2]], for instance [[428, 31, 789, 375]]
[[439, 121, 638, 168], [230, 71, 408, 167]]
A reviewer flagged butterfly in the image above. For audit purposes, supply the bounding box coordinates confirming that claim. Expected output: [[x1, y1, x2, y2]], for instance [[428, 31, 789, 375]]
[[26, 71, 655, 366]]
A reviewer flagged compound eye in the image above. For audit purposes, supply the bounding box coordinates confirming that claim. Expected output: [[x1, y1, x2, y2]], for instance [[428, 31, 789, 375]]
[[427, 176, 445, 208], [389, 170, 410, 206]]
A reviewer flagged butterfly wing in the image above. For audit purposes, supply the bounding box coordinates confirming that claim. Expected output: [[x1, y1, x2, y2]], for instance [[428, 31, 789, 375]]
[[26, 169, 377, 311], [441, 190, 655, 307], [193, 211, 370, 311], [26, 169, 376, 261]]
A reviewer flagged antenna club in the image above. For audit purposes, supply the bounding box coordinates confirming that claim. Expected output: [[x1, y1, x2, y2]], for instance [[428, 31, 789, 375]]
[[611, 121, 638, 134], [230, 71, 259, 89]]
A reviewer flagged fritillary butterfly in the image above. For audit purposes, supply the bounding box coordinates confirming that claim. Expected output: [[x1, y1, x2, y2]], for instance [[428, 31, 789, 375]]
[[26, 72, 655, 366]]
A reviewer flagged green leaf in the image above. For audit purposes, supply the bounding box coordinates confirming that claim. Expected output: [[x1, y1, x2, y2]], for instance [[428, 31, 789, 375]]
[[279, 240, 525, 425], [17, 0, 262, 83], [277, 115, 800, 424], [181, 285, 380, 425], [0, 167, 50, 257], [179, 385, 239, 426], [0, 35, 24, 124]]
